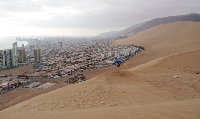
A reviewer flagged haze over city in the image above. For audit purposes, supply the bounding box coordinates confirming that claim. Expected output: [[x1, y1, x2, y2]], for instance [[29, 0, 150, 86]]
[[0, 0, 200, 37]]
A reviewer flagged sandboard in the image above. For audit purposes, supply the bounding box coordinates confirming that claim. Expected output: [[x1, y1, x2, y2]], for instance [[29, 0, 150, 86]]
[[117, 62, 125, 67]]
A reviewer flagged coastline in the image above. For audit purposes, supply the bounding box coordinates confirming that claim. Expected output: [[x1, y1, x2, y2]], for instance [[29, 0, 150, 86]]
[[0, 37, 29, 50]]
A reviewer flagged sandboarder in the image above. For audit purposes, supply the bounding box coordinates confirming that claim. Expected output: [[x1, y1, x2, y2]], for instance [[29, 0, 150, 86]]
[[114, 57, 122, 67]]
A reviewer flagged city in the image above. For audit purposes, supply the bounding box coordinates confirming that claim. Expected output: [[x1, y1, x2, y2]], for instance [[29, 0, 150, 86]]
[[0, 37, 143, 94]]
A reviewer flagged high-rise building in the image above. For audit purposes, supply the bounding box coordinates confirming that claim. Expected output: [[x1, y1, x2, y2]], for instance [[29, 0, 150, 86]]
[[17, 49, 26, 63], [22, 44, 24, 49], [13, 42, 17, 56], [58, 42, 62, 50], [34, 49, 41, 62], [0, 49, 15, 69], [35, 44, 40, 49]]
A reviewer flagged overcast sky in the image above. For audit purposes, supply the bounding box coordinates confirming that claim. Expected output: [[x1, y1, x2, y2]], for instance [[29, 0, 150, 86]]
[[0, 0, 200, 37]]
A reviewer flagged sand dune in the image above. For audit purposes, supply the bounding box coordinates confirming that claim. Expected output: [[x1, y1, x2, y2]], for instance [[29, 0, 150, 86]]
[[114, 21, 200, 71], [0, 21, 200, 118]]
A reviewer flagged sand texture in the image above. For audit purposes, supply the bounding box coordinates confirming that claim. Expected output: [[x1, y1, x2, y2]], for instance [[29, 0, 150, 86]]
[[0, 21, 200, 119]]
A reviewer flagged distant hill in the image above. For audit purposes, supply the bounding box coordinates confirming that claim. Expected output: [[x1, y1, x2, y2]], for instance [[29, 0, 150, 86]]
[[96, 31, 119, 38], [96, 22, 146, 38], [97, 13, 200, 38]]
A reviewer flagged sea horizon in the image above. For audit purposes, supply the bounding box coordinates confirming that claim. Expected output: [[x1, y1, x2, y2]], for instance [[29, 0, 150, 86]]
[[0, 37, 29, 50]]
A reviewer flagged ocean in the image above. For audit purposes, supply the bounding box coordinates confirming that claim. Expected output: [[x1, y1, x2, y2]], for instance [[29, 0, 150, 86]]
[[0, 37, 28, 50]]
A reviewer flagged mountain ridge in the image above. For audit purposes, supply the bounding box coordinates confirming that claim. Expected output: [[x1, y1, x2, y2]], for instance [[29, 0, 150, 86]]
[[97, 13, 200, 38]]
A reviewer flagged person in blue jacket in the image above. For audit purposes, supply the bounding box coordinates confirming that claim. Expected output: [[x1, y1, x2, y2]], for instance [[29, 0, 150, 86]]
[[114, 57, 122, 66]]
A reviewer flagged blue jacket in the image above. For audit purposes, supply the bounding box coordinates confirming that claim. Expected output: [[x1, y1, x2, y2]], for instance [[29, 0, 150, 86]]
[[114, 57, 121, 65]]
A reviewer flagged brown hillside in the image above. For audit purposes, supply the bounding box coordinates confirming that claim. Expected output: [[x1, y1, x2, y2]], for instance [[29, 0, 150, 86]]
[[124, 13, 200, 37], [114, 21, 200, 52], [97, 13, 200, 38]]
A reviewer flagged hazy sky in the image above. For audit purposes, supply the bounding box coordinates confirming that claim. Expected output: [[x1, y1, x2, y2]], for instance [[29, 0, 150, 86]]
[[0, 0, 200, 37]]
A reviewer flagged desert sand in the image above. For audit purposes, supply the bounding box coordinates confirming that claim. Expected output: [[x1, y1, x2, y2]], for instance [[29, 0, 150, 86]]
[[0, 21, 200, 119]]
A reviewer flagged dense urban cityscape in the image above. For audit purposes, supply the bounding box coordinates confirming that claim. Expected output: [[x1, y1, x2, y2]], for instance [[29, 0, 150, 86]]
[[0, 37, 143, 93]]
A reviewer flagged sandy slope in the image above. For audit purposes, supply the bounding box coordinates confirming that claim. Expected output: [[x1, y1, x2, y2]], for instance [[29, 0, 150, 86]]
[[0, 99, 199, 119], [0, 21, 200, 118], [114, 21, 200, 59], [0, 84, 65, 111]]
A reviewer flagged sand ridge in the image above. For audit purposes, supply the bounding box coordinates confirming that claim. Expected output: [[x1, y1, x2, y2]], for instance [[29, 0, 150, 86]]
[[126, 47, 200, 72]]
